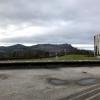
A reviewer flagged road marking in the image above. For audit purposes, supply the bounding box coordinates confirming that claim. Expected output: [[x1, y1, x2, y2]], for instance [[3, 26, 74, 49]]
[[69, 86, 100, 100], [86, 92, 100, 100], [67, 83, 100, 98]]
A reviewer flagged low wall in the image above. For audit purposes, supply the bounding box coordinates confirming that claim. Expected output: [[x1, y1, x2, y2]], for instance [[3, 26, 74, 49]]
[[0, 60, 99, 69]]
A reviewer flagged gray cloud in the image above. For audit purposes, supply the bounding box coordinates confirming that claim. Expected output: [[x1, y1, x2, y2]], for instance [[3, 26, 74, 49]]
[[0, 0, 100, 46]]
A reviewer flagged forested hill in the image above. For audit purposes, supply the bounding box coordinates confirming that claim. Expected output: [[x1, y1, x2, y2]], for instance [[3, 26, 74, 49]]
[[0, 44, 93, 60]]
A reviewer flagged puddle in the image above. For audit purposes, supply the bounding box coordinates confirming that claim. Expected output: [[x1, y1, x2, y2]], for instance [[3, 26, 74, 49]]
[[47, 77, 100, 86], [77, 78, 100, 86], [47, 78, 69, 86]]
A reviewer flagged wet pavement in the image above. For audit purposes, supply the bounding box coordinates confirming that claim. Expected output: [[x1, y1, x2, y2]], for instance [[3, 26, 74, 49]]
[[0, 67, 100, 100]]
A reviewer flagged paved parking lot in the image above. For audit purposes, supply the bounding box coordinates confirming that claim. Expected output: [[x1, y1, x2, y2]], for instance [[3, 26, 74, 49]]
[[0, 66, 100, 100]]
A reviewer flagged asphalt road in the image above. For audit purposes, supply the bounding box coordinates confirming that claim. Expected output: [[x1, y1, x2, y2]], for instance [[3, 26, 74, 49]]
[[61, 84, 100, 100], [0, 67, 100, 100]]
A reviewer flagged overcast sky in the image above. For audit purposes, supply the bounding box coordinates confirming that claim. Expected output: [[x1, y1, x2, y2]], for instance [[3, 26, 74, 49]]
[[0, 0, 99, 50]]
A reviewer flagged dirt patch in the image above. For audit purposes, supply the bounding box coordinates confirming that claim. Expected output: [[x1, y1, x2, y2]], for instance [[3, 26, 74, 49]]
[[0, 74, 10, 80]]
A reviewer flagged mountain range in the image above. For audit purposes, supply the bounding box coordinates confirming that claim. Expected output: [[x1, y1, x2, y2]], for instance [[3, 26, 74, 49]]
[[0, 44, 93, 60]]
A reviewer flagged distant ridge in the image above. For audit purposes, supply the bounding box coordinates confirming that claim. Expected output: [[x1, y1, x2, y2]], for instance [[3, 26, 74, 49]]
[[0, 44, 93, 60]]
